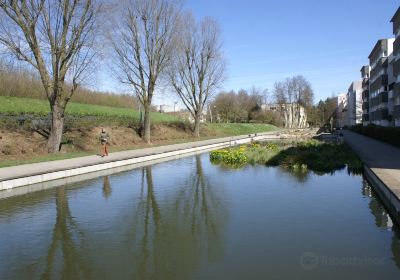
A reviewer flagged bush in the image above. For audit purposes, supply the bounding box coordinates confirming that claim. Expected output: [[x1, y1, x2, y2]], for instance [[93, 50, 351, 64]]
[[351, 124, 400, 148]]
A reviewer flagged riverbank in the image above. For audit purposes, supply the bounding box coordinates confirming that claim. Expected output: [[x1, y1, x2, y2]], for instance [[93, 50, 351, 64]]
[[0, 131, 294, 191], [0, 123, 279, 168]]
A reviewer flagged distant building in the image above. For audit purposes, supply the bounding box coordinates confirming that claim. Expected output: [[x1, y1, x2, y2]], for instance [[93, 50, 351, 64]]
[[173, 110, 207, 124], [347, 81, 363, 126], [391, 7, 400, 127], [187, 112, 207, 124], [158, 104, 175, 113], [262, 103, 307, 128], [335, 93, 348, 128]]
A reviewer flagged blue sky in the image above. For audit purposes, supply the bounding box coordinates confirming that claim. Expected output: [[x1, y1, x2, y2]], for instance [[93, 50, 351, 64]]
[[98, 0, 399, 105]]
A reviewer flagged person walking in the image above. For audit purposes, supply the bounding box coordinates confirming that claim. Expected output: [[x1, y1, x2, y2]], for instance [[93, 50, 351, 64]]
[[99, 128, 110, 157]]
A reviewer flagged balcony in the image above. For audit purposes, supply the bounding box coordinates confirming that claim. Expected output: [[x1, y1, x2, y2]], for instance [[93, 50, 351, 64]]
[[370, 109, 389, 121], [362, 102, 369, 110], [394, 83, 400, 101], [370, 74, 388, 93], [394, 37, 400, 56], [362, 90, 369, 100], [370, 59, 383, 78], [394, 58, 400, 77], [370, 92, 388, 107], [394, 105, 400, 119], [362, 114, 369, 122], [362, 78, 369, 88]]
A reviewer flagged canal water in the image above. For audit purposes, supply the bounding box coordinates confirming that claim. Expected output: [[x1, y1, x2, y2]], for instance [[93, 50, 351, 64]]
[[0, 153, 400, 280]]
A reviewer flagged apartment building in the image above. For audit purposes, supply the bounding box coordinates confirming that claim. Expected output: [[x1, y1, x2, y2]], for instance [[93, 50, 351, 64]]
[[335, 93, 348, 128], [347, 81, 363, 126], [391, 7, 400, 127], [368, 38, 395, 126], [360, 65, 370, 125]]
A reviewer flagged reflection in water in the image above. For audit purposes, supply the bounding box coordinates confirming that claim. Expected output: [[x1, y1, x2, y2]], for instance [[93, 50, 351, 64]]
[[172, 156, 226, 262], [362, 178, 400, 268], [277, 166, 310, 183], [362, 179, 393, 229], [102, 176, 112, 199], [42, 187, 89, 280], [128, 156, 226, 279], [5, 155, 400, 279]]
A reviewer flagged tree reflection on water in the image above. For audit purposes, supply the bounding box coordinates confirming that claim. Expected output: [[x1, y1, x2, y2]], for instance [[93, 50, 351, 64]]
[[42, 187, 89, 280], [127, 155, 227, 279]]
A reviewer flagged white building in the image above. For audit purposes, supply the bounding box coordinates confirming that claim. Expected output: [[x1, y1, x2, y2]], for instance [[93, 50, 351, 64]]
[[335, 93, 348, 128], [392, 8, 400, 127], [158, 103, 180, 113], [368, 38, 395, 127], [347, 81, 363, 126], [262, 103, 308, 128]]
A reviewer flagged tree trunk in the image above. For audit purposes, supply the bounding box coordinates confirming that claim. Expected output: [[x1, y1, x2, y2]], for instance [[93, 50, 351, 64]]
[[47, 103, 65, 153], [193, 113, 201, 137], [142, 105, 151, 144]]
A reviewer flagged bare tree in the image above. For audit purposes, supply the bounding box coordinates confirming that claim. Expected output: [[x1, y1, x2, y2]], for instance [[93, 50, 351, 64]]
[[112, 0, 180, 143], [169, 14, 225, 137], [0, 0, 101, 153]]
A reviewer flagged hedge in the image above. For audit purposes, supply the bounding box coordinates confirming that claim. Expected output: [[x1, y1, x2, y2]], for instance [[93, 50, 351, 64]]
[[350, 124, 400, 148]]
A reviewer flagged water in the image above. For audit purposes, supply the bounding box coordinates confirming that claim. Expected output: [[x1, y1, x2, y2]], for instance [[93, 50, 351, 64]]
[[0, 153, 400, 280]]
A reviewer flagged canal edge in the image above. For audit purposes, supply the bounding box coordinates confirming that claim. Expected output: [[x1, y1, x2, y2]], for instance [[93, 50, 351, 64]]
[[0, 133, 280, 192], [363, 165, 400, 226]]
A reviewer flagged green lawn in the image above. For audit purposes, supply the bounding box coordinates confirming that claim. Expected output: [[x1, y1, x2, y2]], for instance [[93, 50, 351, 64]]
[[206, 123, 279, 136], [0, 96, 178, 123]]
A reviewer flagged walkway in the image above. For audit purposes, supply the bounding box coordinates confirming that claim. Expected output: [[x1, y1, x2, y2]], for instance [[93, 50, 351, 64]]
[[342, 130, 400, 199], [0, 131, 285, 190]]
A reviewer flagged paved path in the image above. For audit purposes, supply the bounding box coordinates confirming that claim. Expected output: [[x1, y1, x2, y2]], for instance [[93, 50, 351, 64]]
[[343, 130, 400, 199], [0, 131, 283, 182]]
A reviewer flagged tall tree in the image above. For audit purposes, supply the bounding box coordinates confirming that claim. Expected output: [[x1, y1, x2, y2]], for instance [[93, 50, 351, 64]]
[[112, 0, 180, 143], [169, 14, 225, 137], [0, 0, 101, 153]]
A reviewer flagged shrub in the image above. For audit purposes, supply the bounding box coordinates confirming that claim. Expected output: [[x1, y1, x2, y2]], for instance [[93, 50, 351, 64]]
[[210, 148, 247, 168]]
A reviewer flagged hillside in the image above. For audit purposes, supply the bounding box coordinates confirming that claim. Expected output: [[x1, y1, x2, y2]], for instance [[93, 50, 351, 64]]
[[0, 96, 279, 167], [0, 96, 177, 123]]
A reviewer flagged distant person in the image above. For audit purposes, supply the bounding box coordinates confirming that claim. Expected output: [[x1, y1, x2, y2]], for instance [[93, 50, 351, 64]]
[[338, 133, 344, 143], [99, 128, 110, 157]]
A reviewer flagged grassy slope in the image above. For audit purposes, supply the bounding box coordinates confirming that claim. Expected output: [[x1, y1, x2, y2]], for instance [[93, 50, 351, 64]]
[[0, 96, 178, 123], [0, 96, 279, 167], [0, 124, 278, 168], [206, 123, 278, 135]]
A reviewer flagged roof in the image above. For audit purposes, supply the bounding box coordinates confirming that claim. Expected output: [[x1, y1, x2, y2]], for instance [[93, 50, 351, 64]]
[[390, 6, 400, 22], [360, 65, 369, 72], [368, 39, 385, 59]]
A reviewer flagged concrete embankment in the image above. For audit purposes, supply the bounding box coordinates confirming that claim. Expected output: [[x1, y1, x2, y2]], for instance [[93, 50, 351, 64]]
[[343, 130, 400, 225], [0, 131, 286, 193]]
